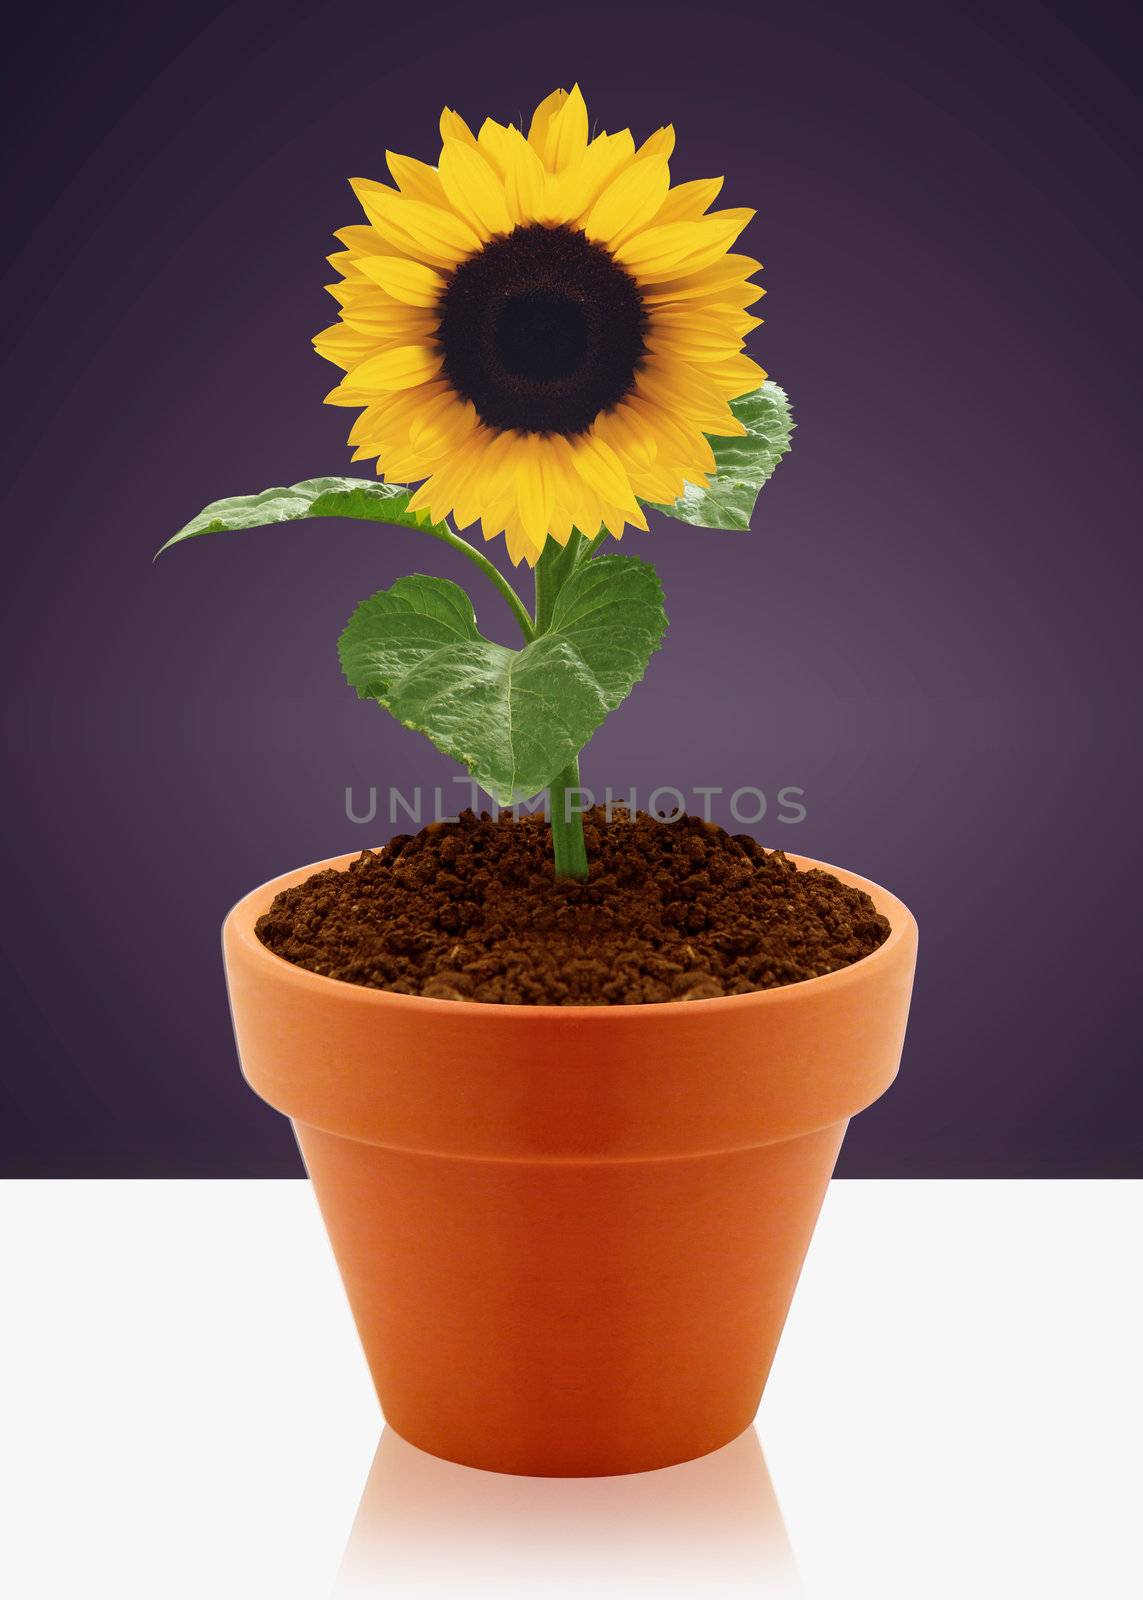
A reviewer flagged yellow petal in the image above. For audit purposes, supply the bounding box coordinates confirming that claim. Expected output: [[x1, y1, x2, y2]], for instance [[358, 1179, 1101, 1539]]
[[558, 129, 637, 220], [479, 482, 516, 543], [504, 520, 536, 566], [547, 436, 605, 537], [438, 137, 512, 238], [527, 88, 569, 154], [615, 216, 745, 281], [386, 151, 447, 207], [499, 125, 548, 224], [698, 352, 768, 396], [355, 255, 446, 307], [407, 477, 441, 519], [326, 251, 362, 281], [499, 502, 550, 565], [350, 185, 429, 259], [350, 344, 443, 391], [333, 223, 413, 262], [637, 125, 675, 161], [326, 277, 389, 308], [312, 322, 384, 371], [625, 395, 718, 474], [421, 430, 488, 512], [532, 167, 581, 226], [642, 352, 738, 411], [584, 156, 670, 248], [340, 305, 438, 339], [439, 107, 478, 148], [640, 253, 763, 304], [606, 495, 649, 534], [323, 381, 371, 407], [571, 433, 640, 511], [650, 285, 765, 314], [408, 392, 477, 452], [376, 458, 417, 483], [475, 117, 514, 178], [634, 358, 741, 432], [334, 299, 417, 331], [627, 463, 689, 501], [453, 431, 516, 528], [408, 441, 482, 522], [547, 499, 575, 544], [540, 83, 589, 172], [351, 385, 450, 456], [572, 482, 604, 540], [356, 184, 482, 268], [546, 438, 580, 503], [651, 302, 761, 337], [645, 322, 740, 360], [517, 439, 555, 545], [653, 176, 723, 226], [710, 206, 755, 226], [593, 404, 657, 468]]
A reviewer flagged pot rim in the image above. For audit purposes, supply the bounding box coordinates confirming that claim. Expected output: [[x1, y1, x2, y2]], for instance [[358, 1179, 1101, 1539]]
[[224, 845, 917, 1022]]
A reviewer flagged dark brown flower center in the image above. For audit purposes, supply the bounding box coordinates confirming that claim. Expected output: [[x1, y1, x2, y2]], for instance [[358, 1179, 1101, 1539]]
[[436, 223, 647, 436]]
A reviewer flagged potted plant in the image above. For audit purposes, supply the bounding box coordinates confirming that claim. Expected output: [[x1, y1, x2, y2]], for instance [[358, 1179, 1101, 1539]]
[[160, 85, 917, 1477]]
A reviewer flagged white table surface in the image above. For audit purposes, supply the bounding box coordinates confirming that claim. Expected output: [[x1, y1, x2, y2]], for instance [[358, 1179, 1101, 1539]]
[[2, 1180, 1139, 1599]]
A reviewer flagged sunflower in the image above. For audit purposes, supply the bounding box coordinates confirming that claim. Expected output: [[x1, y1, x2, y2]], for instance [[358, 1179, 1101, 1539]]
[[315, 85, 765, 565]]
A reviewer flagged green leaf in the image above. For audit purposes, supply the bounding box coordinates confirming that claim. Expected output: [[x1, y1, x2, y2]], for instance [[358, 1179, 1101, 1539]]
[[155, 476, 445, 555], [532, 527, 590, 631], [646, 381, 794, 531], [339, 555, 667, 805], [337, 575, 483, 699]]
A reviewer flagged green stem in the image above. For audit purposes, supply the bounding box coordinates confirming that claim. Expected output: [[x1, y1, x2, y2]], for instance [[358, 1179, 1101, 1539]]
[[533, 558, 552, 635], [532, 535, 579, 633], [533, 533, 602, 878], [549, 755, 589, 880], [431, 520, 535, 642]]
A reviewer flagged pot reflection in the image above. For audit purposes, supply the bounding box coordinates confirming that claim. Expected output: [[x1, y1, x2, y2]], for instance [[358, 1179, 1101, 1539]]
[[334, 1424, 802, 1598]]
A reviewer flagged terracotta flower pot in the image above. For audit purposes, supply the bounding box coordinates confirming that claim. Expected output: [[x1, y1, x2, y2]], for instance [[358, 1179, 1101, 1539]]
[[224, 849, 917, 1477]]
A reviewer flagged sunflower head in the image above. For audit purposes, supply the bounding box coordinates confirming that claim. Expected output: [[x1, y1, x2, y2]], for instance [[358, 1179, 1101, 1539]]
[[316, 85, 765, 565]]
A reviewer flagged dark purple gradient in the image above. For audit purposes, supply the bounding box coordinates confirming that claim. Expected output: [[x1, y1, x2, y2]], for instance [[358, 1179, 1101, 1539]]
[[3, 0, 1140, 1175]]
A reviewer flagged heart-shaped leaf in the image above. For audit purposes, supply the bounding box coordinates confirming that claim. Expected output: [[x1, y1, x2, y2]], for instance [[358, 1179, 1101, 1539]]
[[155, 476, 445, 555], [647, 381, 794, 531], [337, 574, 486, 698], [339, 556, 667, 804]]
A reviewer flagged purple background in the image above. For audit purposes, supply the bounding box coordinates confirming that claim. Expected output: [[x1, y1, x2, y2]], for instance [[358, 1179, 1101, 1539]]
[[4, 0, 1140, 1176]]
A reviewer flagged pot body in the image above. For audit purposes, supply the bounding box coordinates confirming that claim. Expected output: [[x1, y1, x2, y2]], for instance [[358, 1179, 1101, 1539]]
[[224, 851, 916, 1476]]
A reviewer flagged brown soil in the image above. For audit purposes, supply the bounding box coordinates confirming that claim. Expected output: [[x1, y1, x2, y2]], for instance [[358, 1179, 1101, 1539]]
[[255, 809, 891, 1005]]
